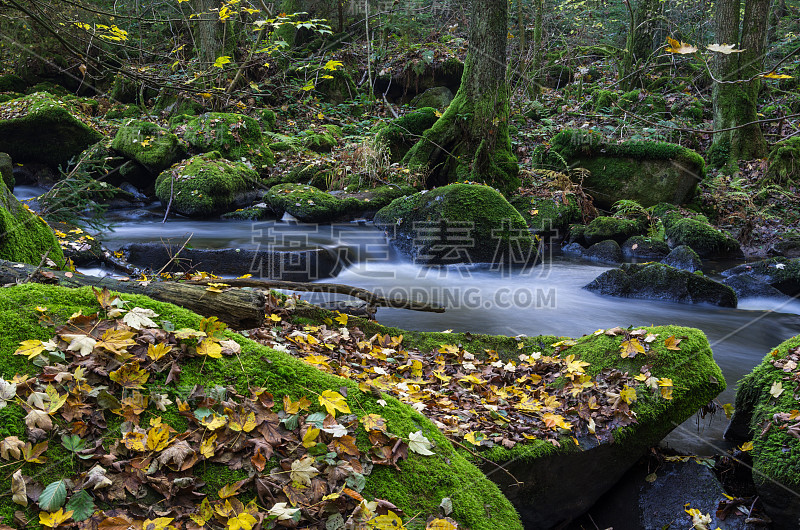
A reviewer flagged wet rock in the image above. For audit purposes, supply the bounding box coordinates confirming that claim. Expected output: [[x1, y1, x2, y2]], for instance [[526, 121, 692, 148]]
[[770, 237, 800, 258], [122, 242, 345, 281], [374, 183, 534, 265], [583, 216, 646, 245], [721, 257, 800, 296], [622, 236, 670, 260], [561, 242, 586, 257], [583, 239, 623, 264], [585, 263, 737, 307], [509, 192, 581, 241], [664, 215, 742, 259], [662, 245, 702, 272], [722, 275, 790, 300]]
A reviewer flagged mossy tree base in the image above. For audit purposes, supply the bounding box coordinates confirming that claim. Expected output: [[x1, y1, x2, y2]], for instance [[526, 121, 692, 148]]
[[401, 0, 519, 195]]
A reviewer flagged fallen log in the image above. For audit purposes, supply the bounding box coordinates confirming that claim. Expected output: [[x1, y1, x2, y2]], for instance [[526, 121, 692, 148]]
[[0, 260, 265, 329], [0, 261, 445, 331], [183, 278, 446, 313]]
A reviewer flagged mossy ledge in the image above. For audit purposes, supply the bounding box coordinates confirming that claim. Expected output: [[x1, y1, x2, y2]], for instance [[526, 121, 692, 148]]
[[0, 284, 522, 530]]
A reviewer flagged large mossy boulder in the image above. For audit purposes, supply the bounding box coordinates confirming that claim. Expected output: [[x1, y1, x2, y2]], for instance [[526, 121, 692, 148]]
[[374, 107, 439, 162], [155, 152, 261, 217], [585, 262, 737, 307], [0, 92, 102, 168], [0, 179, 64, 267], [111, 119, 185, 173], [181, 112, 274, 170], [722, 257, 800, 296], [621, 236, 670, 260], [766, 136, 800, 184], [0, 283, 523, 530], [726, 336, 800, 528], [664, 216, 741, 258], [550, 129, 704, 209], [374, 183, 534, 265]]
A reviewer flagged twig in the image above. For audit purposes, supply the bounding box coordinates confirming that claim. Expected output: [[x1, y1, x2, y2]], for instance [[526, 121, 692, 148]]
[[22, 250, 51, 283], [449, 438, 523, 488]]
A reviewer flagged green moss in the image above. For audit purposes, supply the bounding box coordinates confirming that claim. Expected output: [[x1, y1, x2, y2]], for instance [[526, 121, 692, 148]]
[[375, 107, 439, 163], [766, 136, 800, 184], [593, 89, 619, 111], [374, 183, 532, 263], [733, 335, 800, 490], [183, 112, 274, 170], [105, 104, 144, 120], [0, 152, 12, 191], [0, 92, 103, 168], [509, 193, 581, 238], [0, 284, 522, 530], [0, 74, 26, 92], [301, 124, 341, 153], [665, 217, 741, 258], [584, 216, 646, 245], [154, 152, 261, 217], [0, 178, 65, 267], [259, 108, 276, 132], [111, 119, 185, 173], [265, 183, 346, 222]]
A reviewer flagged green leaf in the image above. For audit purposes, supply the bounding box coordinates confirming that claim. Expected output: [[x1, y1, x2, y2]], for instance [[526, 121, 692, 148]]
[[61, 434, 86, 453], [39, 479, 68, 511], [65, 490, 95, 522], [95, 390, 121, 410]]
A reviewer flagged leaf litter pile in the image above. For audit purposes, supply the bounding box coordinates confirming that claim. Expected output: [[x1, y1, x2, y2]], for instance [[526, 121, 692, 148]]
[[250, 298, 678, 450], [2, 288, 460, 530]]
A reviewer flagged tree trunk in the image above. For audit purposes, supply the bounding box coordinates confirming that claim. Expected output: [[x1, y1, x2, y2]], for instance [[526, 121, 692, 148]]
[[191, 0, 223, 65], [532, 0, 543, 99], [711, 0, 770, 167], [621, 0, 660, 91], [403, 0, 519, 194], [517, 0, 526, 53]]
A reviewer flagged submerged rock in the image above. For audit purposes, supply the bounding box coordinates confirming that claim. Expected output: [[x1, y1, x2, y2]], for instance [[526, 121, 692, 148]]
[[155, 152, 261, 217], [0, 92, 102, 168], [550, 129, 704, 209], [585, 262, 737, 307], [374, 183, 534, 265]]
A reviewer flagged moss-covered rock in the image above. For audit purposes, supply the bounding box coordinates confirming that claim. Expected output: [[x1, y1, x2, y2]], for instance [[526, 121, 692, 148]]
[[259, 108, 276, 132], [0, 92, 103, 168], [509, 192, 581, 240], [374, 183, 533, 264], [181, 112, 274, 170], [315, 69, 357, 104], [766, 136, 800, 184], [0, 178, 64, 267], [104, 103, 144, 120], [721, 257, 800, 297], [111, 119, 186, 173], [727, 337, 800, 527], [621, 236, 670, 260], [265, 183, 347, 223], [410, 86, 454, 110], [661, 245, 702, 272], [664, 217, 742, 258], [374, 107, 439, 163], [584, 216, 647, 245], [550, 129, 704, 208], [155, 152, 261, 217], [0, 73, 26, 92], [585, 262, 737, 307], [0, 152, 12, 191], [301, 124, 341, 153], [0, 283, 523, 530]]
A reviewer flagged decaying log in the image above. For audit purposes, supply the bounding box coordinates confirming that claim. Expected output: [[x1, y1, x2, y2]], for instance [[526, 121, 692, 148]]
[[0, 260, 265, 328], [184, 278, 446, 313]]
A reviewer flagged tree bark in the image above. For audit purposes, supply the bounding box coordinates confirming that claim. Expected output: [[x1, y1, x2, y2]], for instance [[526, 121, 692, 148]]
[[711, 0, 770, 167], [402, 0, 519, 194], [191, 0, 224, 65]]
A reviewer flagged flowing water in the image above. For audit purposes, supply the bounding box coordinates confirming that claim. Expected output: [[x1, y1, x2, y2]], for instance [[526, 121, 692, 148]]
[[22, 189, 800, 455]]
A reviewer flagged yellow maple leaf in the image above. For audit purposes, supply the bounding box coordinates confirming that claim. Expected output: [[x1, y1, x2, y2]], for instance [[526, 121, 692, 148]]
[[269, 313, 282, 322], [146, 422, 172, 452], [142, 517, 176, 530], [334, 312, 348, 326], [620, 339, 645, 359], [39, 508, 74, 528], [147, 342, 173, 361], [319, 389, 350, 417], [197, 339, 222, 359], [762, 71, 793, 79], [360, 413, 388, 433], [620, 385, 637, 404], [199, 413, 228, 431], [109, 361, 149, 389], [426, 518, 457, 530], [664, 335, 682, 350], [283, 395, 312, 414], [542, 413, 572, 430], [665, 36, 698, 54], [739, 440, 754, 451], [14, 339, 46, 359], [200, 433, 217, 458], [228, 410, 258, 432], [44, 385, 67, 414], [302, 427, 320, 448], [368, 511, 406, 529]]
